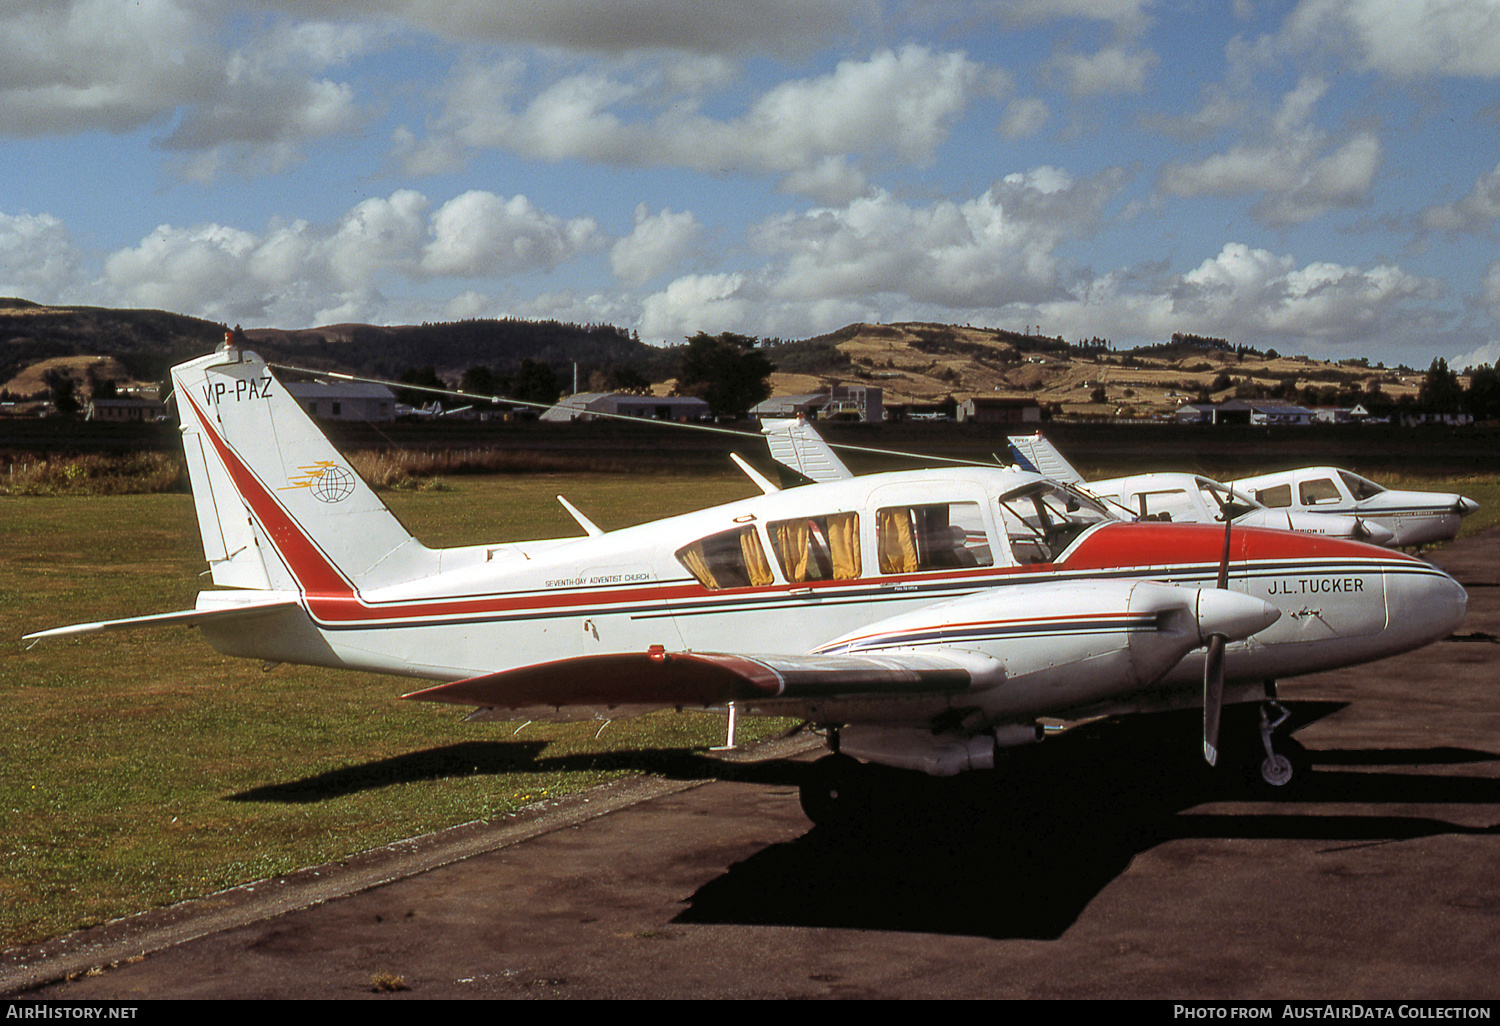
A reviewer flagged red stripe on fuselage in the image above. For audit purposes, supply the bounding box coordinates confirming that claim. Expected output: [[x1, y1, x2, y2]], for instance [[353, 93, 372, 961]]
[[1062, 522, 1418, 571], [184, 396, 1418, 633]]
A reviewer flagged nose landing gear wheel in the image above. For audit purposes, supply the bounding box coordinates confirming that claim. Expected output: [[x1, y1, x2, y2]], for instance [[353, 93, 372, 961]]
[[1244, 735, 1309, 794], [1260, 752, 1295, 788]]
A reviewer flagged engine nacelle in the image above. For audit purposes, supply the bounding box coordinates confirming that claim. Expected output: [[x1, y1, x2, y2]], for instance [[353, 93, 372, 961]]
[[817, 578, 1279, 723]]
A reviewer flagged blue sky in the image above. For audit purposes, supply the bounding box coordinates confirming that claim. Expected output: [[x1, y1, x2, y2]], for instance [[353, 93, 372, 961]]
[[3, 0, 1500, 369]]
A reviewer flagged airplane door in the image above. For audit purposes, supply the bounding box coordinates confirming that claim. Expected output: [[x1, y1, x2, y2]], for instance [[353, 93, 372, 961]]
[[575, 563, 685, 655]]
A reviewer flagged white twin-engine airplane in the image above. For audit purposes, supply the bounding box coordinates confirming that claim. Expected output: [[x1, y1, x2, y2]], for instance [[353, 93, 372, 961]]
[[26, 340, 1469, 826], [1007, 432, 1463, 547]]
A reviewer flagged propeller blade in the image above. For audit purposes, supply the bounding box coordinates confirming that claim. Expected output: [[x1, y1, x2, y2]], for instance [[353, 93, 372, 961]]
[[1216, 513, 1233, 590], [1203, 633, 1225, 766], [1204, 508, 1233, 765]]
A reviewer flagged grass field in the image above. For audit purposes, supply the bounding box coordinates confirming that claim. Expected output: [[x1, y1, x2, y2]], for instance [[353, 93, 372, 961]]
[[0, 472, 771, 950], [1, 467, 1494, 951]]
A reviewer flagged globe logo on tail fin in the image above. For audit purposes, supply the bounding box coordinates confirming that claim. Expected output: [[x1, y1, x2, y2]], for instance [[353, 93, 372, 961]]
[[280, 461, 356, 503]]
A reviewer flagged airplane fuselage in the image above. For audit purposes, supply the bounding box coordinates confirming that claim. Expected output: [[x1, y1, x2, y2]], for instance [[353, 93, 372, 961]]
[[196, 466, 1466, 725], [1233, 466, 1478, 548]]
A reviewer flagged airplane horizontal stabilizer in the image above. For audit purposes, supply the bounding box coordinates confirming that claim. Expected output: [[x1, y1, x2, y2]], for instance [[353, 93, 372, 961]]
[[401, 649, 982, 711], [23, 599, 300, 644]]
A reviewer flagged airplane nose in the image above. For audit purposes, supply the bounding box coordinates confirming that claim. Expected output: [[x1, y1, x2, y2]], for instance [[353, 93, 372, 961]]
[[1195, 588, 1281, 645], [1354, 518, 1396, 546], [1456, 496, 1480, 517], [1386, 568, 1468, 650]]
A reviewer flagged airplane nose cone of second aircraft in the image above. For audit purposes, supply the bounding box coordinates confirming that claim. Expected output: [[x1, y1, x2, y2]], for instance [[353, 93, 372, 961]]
[[1457, 495, 1480, 517], [1194, 588, 1282, 645]]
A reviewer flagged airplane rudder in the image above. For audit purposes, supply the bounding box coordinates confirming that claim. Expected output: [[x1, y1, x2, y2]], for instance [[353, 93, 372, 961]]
[[171, 346, 433, 590]]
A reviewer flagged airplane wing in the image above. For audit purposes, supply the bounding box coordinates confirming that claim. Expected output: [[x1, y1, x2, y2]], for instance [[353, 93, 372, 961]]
[[1007, 432, 1086, 486], [401, 648, 987, 711], [761, 418, 854, 483], [23, 596, 300, 644], [404, 578, 1281, 722]]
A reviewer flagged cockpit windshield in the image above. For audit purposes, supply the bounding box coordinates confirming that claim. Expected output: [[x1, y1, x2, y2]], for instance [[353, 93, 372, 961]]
[[1199, 480, 1261, 522], [1338, 470, 1385, 501], [996, 481, 1115, 564]]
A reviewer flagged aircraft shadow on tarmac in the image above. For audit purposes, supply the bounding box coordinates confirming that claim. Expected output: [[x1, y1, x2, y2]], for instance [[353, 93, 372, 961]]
[[671, 704, 1500, 941], [222, 703, 1500, 942]]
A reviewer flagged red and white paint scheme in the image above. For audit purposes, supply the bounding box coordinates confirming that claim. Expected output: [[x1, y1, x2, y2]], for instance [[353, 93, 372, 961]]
[[27, 345, 1469, 823]]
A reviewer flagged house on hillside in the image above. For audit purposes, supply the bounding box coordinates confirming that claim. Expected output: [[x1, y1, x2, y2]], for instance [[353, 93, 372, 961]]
[[285, 382, 396, 422], [540, 392, 710, 422]]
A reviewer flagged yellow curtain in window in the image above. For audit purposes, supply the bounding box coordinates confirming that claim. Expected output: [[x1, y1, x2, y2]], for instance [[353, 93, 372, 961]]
[[679, 543, 719, 590], [827, 512, 861, 579], [740, 528, 774, 587], [878, 508, 918, 574], [774, 520, 811, 583]]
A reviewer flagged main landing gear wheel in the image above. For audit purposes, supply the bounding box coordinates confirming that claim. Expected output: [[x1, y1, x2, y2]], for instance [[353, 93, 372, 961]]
[[799, 753, 866, 828]]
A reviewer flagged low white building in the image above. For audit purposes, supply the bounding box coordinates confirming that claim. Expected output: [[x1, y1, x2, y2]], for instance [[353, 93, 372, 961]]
[[86, 398, 166, 423], [541, 392, 711, 422], [751, 384, 882, 423], [285, 382, 396, 422]]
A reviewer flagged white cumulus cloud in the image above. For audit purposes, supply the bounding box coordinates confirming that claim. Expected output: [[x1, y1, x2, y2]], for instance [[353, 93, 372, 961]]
[[422, 191, 602, 278], [1047, 45, 1158, 97], [1421, 162, 1500, 232], [611, 205, 702, 287], [402, 46, 994, 199], [1028, 242, 1438, 353], [1158, 77, 1380, 224], [92, 189, 604, 326], [1280, 0, 1500, 79], [0, 211, 81, 299]]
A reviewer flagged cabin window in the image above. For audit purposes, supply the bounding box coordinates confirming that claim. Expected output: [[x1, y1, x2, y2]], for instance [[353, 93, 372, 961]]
[[1256, 484, 1292, 508], [1132, 489, 1194, 522], [769, 513, 861, 583], [876, 502, 992, 574], [676, 527, 774, 590], [1299, 478, 1342, 505]]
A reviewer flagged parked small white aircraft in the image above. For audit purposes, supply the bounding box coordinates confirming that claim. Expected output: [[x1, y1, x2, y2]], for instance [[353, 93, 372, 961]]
[[1008, 433, 1397, 545], [1231, 467, 1479, 549], [25, 341, 1469, 825]]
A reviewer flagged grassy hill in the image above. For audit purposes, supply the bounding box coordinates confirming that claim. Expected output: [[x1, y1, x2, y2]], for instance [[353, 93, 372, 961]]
[[768, 322, 1422, 416], [0, 299, 668, 399], [1, 298, 1424, 417]]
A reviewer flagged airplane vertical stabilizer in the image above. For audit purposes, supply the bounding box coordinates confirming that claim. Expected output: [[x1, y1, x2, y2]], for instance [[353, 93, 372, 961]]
[[762, 417, 854, 483], [171, 341, 440, 595], [1007, 432, 1086, 486]]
